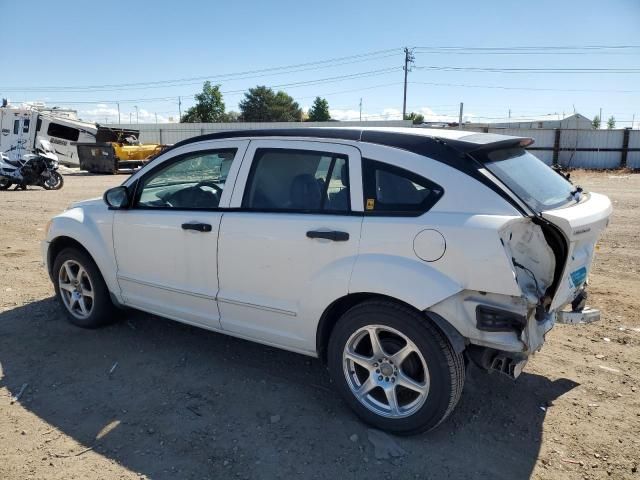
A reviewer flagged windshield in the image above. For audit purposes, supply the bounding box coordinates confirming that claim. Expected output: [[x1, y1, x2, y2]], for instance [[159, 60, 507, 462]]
[[478, 147, 577, 212]]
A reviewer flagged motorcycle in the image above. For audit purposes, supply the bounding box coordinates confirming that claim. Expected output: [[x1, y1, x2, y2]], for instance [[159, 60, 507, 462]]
[[0, 139, 64, 190]]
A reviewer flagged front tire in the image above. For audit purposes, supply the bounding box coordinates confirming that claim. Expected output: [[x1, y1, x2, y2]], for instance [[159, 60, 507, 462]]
[[327, 300, 465, 435], [42, 171, 64, 190], [53, 248, 116, 328]]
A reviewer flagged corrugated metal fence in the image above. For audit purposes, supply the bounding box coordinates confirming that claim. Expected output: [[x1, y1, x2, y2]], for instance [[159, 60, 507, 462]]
[[111, 120, 411, 145], [461, 127, 640, 169], [109, 122, 638, 169]]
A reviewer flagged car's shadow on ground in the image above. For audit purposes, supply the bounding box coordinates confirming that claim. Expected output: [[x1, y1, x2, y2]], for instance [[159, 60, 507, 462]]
[[0, 299, 578, 480]]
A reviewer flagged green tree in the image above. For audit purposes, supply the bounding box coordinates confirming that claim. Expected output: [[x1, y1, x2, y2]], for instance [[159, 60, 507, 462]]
[[181, 81, 226, 123], [606, 116, 616, 129], [307, 97, 331, 121], [223, 111, 240, 122], [239, 86, 302, 122], [404, 112, 425, 125], [592, 115, 601, 129]]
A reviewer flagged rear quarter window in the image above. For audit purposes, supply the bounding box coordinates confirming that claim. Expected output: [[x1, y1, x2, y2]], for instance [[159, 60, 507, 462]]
[[362, 158, 444, 216]]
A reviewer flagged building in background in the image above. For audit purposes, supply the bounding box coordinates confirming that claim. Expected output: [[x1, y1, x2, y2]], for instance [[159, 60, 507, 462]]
[[465, 113, 593, 130]]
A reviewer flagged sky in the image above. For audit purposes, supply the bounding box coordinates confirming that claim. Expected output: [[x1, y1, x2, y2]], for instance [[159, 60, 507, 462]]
[[1, 0, 639, 126]]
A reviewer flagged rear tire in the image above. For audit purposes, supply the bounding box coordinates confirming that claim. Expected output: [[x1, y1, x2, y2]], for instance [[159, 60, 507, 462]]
[[52, 247, 116, 328], [0, 178, 11, 190], [327, 300, 465, 435]]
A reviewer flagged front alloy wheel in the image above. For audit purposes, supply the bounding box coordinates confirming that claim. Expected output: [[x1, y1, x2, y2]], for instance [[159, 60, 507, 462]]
[[58, 259, 94, 319], [52, 247, 116, 328]]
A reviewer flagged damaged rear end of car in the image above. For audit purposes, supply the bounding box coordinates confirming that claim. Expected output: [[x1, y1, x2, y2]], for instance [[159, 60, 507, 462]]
[[437, 135, 612, 379]]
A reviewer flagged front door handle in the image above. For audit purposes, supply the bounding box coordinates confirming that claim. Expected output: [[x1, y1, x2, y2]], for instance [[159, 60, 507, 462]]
[[306, 230, 349, 242], [182, 222, 212, 232]]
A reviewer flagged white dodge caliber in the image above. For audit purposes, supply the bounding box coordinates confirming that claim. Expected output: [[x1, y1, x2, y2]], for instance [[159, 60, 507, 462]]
[[43, 127, 611, 434]]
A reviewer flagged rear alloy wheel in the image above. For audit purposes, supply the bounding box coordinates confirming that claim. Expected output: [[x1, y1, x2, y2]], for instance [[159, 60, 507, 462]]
[[53, 248, 116, 328], [328, 300, 465, 435], [343, 325, 430, 418]]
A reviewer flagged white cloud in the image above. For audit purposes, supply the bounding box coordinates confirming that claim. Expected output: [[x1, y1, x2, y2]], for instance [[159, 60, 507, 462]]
[[79, 105, 175, 124], [329, 105, 477, 123]]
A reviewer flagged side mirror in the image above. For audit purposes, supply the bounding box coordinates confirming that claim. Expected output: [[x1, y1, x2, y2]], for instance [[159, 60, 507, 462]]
[[104, 186, 130, 209]]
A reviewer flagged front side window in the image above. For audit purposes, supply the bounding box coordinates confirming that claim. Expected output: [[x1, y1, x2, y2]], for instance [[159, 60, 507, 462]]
[[242, 148, 349, 213], [362, 159, 443, 215], [137, 149, 237, 209], [476, 147, 576, 212], [47, 122, 80, 142]]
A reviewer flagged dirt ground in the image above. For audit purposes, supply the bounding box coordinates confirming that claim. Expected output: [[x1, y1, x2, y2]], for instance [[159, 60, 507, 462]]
[[0, 169, 638, 480]]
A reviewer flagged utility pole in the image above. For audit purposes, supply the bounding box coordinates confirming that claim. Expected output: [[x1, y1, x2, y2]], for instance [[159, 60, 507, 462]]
[[632, 113, 635, 130], [458, 102, 464, 130], [402, 47, 415, 120], [155, 113, 158, 124], [359, 98, 362, 122], [129, 112, 132, 124], [134, 105, 139, 124], [178, 96, 182, 121], [117, 102, 121, 124]]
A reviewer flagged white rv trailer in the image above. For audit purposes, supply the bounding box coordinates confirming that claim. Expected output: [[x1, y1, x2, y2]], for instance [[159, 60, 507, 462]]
[[0, 102, 98, 166]]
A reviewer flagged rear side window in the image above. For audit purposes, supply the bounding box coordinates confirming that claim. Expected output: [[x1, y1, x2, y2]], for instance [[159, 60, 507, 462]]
[[47, 122, 79, 142], [362, 159, 443, 215], [242, 148, 350, 213]]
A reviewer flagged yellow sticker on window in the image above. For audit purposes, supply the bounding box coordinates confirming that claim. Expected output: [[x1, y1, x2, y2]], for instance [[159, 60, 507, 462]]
[[366, 198, 375, 210]]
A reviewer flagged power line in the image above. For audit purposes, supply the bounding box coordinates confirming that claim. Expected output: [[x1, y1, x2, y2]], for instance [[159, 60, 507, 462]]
[[413, 44, 640, 51], [414, 66, 640, 74], [6, 43, 639, 94], [409, 81, 640, 94], [0, 48, 402, 92], [13, 72, 402, 106]]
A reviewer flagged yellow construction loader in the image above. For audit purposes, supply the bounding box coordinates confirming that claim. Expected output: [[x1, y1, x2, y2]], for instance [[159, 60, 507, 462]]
[[76, 129, 168, 173]]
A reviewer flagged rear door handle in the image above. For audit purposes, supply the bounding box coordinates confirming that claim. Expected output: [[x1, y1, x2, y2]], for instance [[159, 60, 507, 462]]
[[181, 222, 212, 232], [306, 230, 349, 242]]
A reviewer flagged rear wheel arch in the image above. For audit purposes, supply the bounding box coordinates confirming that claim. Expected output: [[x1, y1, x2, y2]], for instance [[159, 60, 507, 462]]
[[316, 293, 465, 363]]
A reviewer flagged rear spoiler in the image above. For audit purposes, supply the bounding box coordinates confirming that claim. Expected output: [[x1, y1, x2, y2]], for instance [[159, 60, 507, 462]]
[[444, 133, 535, 155]]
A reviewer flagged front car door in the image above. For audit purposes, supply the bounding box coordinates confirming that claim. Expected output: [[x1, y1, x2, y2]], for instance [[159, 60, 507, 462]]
[[217, 140, 364, 353], [113, 140, 248, 329]]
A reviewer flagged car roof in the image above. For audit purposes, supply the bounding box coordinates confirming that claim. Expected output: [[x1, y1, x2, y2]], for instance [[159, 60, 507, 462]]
[[171, 126, 533, 154], [158, 126, 531, 216]]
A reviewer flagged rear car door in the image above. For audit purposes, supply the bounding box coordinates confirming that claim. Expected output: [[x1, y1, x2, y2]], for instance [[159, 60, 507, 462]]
[[217, 140, 364, 352], [113, 140, 248, 329]]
